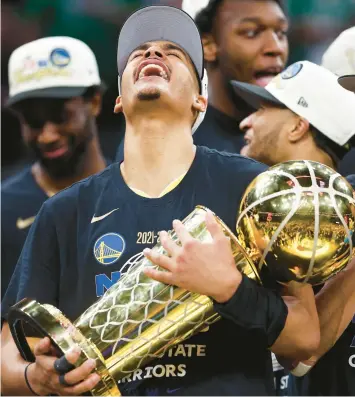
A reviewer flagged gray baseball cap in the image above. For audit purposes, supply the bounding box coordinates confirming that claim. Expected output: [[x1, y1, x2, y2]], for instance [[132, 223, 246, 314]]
[[117, 5, 204, 80]]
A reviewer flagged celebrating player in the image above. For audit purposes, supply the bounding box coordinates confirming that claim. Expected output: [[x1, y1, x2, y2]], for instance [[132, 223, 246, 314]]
[[1, 37, 108, 299], [1, 6, 320, 396], [232, 61, 355, 396]]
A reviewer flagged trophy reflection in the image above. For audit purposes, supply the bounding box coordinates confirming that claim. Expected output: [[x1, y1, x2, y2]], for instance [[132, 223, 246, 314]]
[[8, 160, 355, 396]]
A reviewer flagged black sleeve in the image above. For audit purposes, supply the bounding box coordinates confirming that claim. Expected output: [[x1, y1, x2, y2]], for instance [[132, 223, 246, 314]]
[[1, 201, 60, 321], [213, 275, 288, 347]]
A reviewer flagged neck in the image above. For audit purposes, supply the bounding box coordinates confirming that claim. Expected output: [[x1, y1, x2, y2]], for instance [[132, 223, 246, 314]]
[[281, 142, 335, 170], [207, 68, 251, 120], [122, 115, 196, 198], [32, 136, 106, 197]]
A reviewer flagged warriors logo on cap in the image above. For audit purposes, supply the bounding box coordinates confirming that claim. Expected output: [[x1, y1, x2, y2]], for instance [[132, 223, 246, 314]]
[[281, 62, 303, 80]]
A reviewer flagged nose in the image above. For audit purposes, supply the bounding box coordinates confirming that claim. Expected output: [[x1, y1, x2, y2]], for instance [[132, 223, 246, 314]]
[[37, 122, 61, 145], [240, 113, 254, 132], [143, 45, 164, 60], [263, 31, 287, 58]]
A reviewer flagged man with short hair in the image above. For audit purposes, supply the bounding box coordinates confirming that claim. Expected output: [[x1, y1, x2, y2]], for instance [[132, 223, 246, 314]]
[[185, 0, 289, 153], [232, 61, 355, 397], [321, 26, 355, 177], [287, 72, 355, 397], [234, 61, 355, 170], [115, 0, 289, 161], [1, 7, 320, 396], [1, 36, 108, 299]]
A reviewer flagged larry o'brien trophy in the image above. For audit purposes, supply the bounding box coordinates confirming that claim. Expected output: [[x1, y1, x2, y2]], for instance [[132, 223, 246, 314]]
[[8, 160, 355, 396]]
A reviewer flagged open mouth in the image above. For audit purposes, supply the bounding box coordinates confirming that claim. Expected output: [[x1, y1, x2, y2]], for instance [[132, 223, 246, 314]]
[[136, 60, 170, 82], [254, 67, 283, 87]]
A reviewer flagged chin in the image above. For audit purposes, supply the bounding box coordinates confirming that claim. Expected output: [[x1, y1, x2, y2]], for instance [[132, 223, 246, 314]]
[[137, 86, 162, 101], [240, 146, 250, 157]]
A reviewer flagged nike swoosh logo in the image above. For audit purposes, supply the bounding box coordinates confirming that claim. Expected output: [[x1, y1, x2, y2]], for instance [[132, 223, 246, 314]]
[[16, 216, 36, 230], [91, 208, 119, 223]]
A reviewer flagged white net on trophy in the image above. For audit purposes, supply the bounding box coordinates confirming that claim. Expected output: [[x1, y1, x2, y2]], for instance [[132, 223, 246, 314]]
[[237, 160, 355, 285], [74, 209, 220, 376]]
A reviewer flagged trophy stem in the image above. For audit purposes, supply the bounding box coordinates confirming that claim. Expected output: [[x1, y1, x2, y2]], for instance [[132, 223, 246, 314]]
[[105, 293, 218, 381]]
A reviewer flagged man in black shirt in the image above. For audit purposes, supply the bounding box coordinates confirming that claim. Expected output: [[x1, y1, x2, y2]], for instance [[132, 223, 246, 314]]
[[183, 0, 289, 153], [1, 6, 320, 396], [321, 27, 355, 178], [1, 36, 108, 299], [115, 0, 290, 161], [232, 65, 355, 396], [287, 74, 355, 397]]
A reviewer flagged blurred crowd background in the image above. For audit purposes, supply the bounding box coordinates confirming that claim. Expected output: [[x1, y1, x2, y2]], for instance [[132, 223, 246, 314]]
[[2, 0, 355, 180]]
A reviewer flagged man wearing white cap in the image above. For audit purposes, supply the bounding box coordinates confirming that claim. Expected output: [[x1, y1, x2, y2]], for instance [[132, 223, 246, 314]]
[[322, 26, 355, 177], [232, 61, 355, 396], [289, 42, 355, 397], [234, 61, 355, 170], [1, 6, 320, 396], [1, 37, 107, 299]]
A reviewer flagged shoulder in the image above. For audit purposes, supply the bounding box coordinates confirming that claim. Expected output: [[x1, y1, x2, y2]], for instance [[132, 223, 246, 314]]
[[346, 174, 355, 189], [1, 167, 33, 194], [197, 146, 268, 174], [45, 163, 117, 212]]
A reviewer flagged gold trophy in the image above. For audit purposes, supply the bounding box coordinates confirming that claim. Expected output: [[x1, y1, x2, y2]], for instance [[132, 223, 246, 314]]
[[8, 160, 355, 396]]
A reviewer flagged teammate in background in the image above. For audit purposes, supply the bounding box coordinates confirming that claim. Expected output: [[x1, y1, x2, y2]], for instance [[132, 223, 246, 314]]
[[1, 6, 320, 396], [232, 62, 355, 396], [115, 0, 289, 161], [321, 27, 355, 177], [1, 37, 107, 299]]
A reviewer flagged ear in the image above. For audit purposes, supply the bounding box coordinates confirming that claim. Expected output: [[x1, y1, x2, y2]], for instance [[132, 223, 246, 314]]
[[288, 116, 310, 143], [90, 92, 102, 117], [192, 94, 208, 114], [114, 96, 123, 114], [202, 34, 218, 63]]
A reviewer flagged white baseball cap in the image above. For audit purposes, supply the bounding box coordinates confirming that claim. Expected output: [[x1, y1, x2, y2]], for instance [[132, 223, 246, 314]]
[[322, 27, 355, 78], [7, 36, 102, 106], [181, 0, 210, 19], [231, 61, 355, 150]]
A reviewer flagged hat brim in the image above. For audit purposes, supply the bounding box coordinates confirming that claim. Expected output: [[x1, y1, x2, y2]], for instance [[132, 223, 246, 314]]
[[338, 75, 355, 93], [117, 6, 204, 80], [231, 81, 284, 110], [5, 84, 105, 107]]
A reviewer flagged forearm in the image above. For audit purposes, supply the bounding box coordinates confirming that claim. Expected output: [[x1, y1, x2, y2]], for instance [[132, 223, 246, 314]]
[[314, 259, 355, 359], [277, 261, 355, 375], [1, 323, 35, 395], [270, 288, 319, 360]]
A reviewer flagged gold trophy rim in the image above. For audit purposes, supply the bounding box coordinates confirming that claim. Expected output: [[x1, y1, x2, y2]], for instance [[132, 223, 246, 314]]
[[195, 205, 262, 284], [8, 298, 120, 396]]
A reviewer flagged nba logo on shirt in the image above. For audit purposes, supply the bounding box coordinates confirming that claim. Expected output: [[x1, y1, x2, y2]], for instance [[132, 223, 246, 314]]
[[93, 233, 125, 265]]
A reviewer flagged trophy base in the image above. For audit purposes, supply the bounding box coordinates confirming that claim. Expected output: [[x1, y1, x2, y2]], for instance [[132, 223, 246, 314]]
[[8, 298, 120, 396]]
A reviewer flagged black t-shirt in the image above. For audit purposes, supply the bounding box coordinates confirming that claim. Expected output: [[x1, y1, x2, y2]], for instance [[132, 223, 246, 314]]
[[272, 354, 289, 396], [1, 167, 47, 299], [287, 320, 355, 396], [115, 106, 246, 163], [2, 146, 276, 396], [287, 175, 355, 396], [192, 106, 246, 154], [339, 148, 355, 177]]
